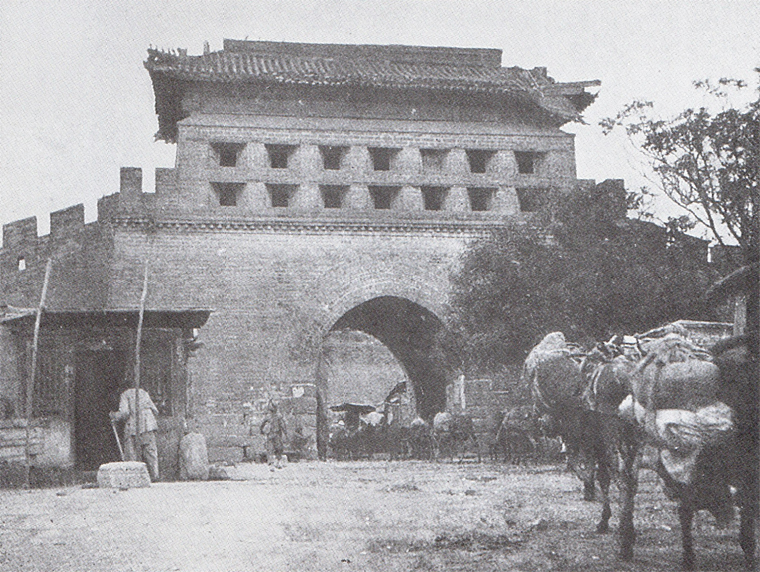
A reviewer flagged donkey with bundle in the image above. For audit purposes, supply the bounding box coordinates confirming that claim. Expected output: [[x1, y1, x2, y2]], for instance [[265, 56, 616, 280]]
[[524, 332, 639, 540], [621, 332, 753, 570]]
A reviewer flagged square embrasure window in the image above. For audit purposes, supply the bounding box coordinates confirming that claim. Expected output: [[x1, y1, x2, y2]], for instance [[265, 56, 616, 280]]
[[319, 146, 347, 170], [369, 186, 399, 210], [211, 142, 245, 167], [420, 149, 448, 172], [321, 185, 348, 209], [467, 187, 495, 212], [268, 184, 297, 208], [421, 187, 448, 211], [368, 147, 400, 171], [515, 151, 542, 175], [212, 182, 244, 207], [465, 149, 496, 174], [516, 188, 546, 212], [266, 144, 296, 169]]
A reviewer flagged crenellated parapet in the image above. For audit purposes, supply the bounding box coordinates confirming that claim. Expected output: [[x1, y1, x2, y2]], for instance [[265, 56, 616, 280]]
[[2, 216, 39, 252], [1, 203, 103, 309], [0, 165, 182, 309], [1, 204, 88, 269], [94, 167, 178, 220]]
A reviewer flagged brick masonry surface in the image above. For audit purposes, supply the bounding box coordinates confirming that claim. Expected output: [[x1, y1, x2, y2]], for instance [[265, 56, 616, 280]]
[[0, 40, 608, 468]]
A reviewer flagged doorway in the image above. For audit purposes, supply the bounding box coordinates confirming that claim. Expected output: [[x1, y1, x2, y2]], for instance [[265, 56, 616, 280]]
[[74, 350, 126, 470]]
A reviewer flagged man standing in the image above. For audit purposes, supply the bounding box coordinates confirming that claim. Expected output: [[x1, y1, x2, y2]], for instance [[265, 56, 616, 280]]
[[110, 386, 160, 481], [260, 400, 287, 471]]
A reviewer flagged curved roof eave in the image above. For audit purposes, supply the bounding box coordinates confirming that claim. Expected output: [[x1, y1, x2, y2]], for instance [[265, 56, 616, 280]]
[[145, 48, 598, 141]]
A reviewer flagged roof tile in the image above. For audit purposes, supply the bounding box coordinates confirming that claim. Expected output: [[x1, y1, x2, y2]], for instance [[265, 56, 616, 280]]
[[146, 40, 599, 141]]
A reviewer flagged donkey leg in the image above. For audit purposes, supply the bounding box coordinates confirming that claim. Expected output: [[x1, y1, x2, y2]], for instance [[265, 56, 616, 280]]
[[618, 426, 639, 562], [571, 450, 596, 501], [678, 502, 695, 571], [596, 461, 612, 533], [583, 477, 596, 502]]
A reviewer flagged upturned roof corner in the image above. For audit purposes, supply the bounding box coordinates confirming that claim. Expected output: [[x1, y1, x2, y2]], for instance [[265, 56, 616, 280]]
[[145, 39, 600, 143]]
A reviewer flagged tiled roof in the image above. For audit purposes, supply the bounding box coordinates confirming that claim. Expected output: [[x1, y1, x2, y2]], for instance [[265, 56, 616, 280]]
[[146, 40, 599, 141]]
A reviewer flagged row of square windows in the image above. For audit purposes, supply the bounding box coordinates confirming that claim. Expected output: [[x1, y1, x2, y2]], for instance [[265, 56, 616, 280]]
[[211, 143, 544, 175], [212, 183, 545, 212]]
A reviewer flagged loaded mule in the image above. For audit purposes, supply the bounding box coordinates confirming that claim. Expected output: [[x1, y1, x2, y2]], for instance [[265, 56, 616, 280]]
[[524, 332, 640, 545], [490, 405, 540, 465], [432, 411, 481, 463], [620, 331, 754, 570]]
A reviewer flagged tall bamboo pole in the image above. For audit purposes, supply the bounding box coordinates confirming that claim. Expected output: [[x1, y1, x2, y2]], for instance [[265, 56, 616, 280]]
[[133, 263, 149, 458], [24, 258, 52, 488]]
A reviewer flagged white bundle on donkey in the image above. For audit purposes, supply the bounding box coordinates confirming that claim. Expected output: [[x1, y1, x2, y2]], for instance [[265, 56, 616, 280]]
[[619, 333, 735, 524], [524, 332, 586, 414]]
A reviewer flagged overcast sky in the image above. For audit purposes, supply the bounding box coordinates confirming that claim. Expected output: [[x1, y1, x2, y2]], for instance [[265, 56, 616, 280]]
[[1, 0, 758, 238]]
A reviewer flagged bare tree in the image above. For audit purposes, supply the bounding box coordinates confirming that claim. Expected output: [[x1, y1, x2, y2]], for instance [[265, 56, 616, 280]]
[[601, 75, 759, 336]]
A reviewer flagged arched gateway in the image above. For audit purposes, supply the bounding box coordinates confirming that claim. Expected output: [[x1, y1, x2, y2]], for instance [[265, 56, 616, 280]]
[[0, 39, 602, 469], [326, 295, 447, 418]]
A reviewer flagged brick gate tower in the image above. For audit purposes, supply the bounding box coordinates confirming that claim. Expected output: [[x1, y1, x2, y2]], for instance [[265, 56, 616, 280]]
[[1, 40, 603, 470]]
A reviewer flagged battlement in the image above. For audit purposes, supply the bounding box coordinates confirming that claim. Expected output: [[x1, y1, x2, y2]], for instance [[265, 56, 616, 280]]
[[50, 204, 85, 239], [118, 167, 143, 207], [2, 216, 38, 250], [0, 165, 167, 260], [107, 167, 176, 214], [3, 205, 87, 250], [1, 166, 176, 253]]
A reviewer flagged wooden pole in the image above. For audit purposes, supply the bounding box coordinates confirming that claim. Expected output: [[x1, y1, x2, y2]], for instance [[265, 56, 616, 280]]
[[24, 258, 52, 488], [133, 263, 149, 455], [111, 419, 125, 461]]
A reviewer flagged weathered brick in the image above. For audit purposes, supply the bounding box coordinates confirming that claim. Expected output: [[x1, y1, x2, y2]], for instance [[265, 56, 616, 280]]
[[0, 39, 611, 468]]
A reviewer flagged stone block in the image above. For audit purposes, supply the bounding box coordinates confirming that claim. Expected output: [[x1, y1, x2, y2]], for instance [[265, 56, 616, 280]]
[[97, 461, 151, 488], [208, 465, 231, 480], [179, 432, 209, 481]]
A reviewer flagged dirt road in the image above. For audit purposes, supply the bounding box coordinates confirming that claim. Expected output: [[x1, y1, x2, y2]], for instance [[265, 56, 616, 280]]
[[0, 460, 750, 571]]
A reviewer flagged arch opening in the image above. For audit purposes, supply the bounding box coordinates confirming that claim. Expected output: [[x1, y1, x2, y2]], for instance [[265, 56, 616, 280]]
[[320, 296, 448, 420]]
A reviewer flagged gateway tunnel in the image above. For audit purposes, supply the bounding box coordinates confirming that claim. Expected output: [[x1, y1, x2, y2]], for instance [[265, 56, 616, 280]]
[[325, 296, 449, 420]]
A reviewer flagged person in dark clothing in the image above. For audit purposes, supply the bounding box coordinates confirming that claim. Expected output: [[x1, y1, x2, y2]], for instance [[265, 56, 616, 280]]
[[260, 401, 287, 470]]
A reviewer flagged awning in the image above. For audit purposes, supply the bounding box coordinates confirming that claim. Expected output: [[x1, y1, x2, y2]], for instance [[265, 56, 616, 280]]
[[0, 307, 212, 329], [705, 262, 759, 303], [329, 403, 377, 415]]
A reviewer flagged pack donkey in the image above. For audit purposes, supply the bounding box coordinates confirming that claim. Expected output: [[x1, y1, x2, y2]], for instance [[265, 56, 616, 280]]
[[524, 332, 640, 539]]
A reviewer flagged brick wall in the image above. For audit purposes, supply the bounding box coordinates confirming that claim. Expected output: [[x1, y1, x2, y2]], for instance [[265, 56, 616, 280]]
[[321, 330, 407, 407], [0, 55, 594, 465], [105, 219, 464, 444], [1, 205, 112, 311], [170, 114, 576, 216]]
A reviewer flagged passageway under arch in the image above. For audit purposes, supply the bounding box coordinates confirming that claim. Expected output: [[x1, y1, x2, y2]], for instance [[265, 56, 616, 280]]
[[326, 296, 449, 419]]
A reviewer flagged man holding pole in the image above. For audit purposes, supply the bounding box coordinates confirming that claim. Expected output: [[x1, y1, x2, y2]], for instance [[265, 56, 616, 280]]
[[110, 384, 160, 481]]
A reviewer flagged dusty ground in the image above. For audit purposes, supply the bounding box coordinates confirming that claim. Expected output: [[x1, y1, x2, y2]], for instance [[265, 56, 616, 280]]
[[0, 460, 753, 572]]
